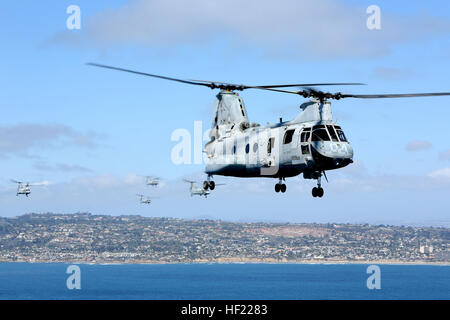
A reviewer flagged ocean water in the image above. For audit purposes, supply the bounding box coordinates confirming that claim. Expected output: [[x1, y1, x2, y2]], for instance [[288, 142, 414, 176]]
[[0, 263, 448, 300]]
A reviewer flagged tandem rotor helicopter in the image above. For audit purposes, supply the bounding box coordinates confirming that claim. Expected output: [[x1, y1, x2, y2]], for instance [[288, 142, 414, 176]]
[[11, 180, 47, 197], [184, 179, 225, 198], [145, 176, 160, 187], [136, 194, 153, 204], [88, 63, 450, 198]]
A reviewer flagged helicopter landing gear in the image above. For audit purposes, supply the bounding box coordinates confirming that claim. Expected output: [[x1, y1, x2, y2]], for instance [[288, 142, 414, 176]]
[[275, 178, 286, 193], [312, 174, 324, 198], [203, 176, 215, 190]]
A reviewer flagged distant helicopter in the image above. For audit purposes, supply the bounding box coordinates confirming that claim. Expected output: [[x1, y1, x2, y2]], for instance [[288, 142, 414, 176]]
[[136, 194, 153, 204], [11, 180, 47, 197], [184, 179, 224, 198], [145, 176, 160, 187], [89, 63, 450, 198]]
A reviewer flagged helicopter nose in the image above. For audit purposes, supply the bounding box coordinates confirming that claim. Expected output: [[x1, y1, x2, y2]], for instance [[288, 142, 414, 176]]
[[313, 141, 353, 159], [311, 142, 353, 170]]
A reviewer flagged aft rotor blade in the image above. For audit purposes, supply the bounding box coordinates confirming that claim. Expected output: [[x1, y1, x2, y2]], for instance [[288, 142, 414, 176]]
[[87, 63, 213, 88], [88, 63, 364, 92], [341, 92, 450, 99], [253, 83, 365, 88], [187, 79, 365, 90], [10, 179, 21, 184]]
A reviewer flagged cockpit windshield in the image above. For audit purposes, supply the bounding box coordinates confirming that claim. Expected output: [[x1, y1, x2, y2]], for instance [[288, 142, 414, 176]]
[[312, 125, 330, 142], [311, 125, 348, 142]]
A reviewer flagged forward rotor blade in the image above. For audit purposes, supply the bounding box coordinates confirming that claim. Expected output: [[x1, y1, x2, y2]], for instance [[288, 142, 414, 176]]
[[341, 92, 450, 99], [10, 179, 21, 184]]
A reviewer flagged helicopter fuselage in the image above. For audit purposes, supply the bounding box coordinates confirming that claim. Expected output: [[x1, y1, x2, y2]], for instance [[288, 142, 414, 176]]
[[204, 93, 353, 180]]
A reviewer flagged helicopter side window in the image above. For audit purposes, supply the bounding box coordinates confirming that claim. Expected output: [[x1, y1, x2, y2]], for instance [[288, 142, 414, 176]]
[[239, 101, 246, 117], [283, 129, 295, 144], [326, 125, 339, 142], [267, 137, 275, 154], [312, 128, 330, 142]]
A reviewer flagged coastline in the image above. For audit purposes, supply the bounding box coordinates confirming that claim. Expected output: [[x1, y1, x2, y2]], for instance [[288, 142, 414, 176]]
[[1, 258, 448, 266]]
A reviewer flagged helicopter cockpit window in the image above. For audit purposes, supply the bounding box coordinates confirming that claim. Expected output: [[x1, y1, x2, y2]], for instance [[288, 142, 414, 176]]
[[283, 129, 295, 144], [336, 129, 347, 142], [326, 125, 339, 142], [312, 128, 330, 142]]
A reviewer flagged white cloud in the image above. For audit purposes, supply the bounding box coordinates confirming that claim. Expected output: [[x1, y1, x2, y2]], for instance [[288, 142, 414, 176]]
[[428, 168, 450, 180], [0, 123, 102, 159], [49, 0, 450, 59], [406, 140, 432, 151], [439, 149, 450, 161], [34, 162, 92, 173], [372, 67, 414, 80]]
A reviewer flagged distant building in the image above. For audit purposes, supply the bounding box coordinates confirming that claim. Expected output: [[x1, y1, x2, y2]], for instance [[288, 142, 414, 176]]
[[419, 240, 433, 254]]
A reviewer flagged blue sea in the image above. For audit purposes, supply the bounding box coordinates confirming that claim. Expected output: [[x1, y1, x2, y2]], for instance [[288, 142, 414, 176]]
[[0, 263, 448, 300]]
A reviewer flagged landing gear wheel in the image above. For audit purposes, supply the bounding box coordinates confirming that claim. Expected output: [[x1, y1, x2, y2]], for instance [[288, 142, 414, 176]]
[[312, 187, 324, 198], [280, 184, 286, 193], [317, 187, 324, 198], [209, 181, 215, 190], [203, 181, 209, 191], [275, 184, 281, 193]]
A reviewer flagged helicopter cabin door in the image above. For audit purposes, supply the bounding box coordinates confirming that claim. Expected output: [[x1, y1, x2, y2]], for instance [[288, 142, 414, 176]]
[[300, 127, 312, 163]]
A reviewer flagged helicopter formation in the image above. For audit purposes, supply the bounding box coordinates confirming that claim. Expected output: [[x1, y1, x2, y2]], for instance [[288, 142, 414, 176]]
[[8, 174, 221, 203], [87, 63, 450, 198], [6, 64, 450, 201]]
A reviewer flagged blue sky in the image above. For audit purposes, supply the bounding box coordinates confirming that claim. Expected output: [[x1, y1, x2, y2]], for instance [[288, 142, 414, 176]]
[[0, 0, 450, 226]]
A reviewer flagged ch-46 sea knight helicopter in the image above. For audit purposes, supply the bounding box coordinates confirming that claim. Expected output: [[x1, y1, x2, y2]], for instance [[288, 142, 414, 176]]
[[184, 179, 225, 198], [11, 179, 46, 197], [88, 63, 450, 198], [145, 176, 160, 187], [136, 194, 153, 204]]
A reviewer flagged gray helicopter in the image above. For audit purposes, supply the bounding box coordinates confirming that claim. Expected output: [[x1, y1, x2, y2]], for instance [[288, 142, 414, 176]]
[[11, 179, 47, 197], [88, 63, 450, 198], [184, 179, 224, 198], [145, 176, 160, 187], [136, 194, 153, 204]]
